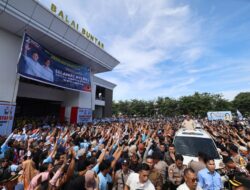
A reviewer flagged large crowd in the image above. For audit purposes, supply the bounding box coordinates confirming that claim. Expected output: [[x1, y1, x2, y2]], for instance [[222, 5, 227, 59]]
[[0, 116, 250, 190]]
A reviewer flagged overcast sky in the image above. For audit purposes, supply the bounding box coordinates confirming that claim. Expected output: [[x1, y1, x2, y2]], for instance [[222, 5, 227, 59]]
[[40, 0, 250, 101]]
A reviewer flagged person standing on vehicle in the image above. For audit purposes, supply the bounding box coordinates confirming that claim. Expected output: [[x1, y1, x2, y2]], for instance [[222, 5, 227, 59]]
[[181, 116, 195, 130]]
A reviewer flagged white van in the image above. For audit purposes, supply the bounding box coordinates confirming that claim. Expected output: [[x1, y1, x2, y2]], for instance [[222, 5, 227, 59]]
[[173, 128, 224, 169]]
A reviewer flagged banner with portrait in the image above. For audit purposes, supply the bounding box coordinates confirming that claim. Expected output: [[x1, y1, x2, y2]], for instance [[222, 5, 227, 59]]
[[17, 33, 91, 92], [207, 111, 232, 121], [0, 102, 16, 136], [77, 108, 92, 123]]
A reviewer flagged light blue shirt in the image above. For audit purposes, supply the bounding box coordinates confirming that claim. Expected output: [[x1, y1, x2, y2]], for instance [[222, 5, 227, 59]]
[[92, 164, 99, 173], [92, 164, 112, 190], [29, 133, 40, 139], [0, 133, 13, 158], [98, 172, 112, 190], [12, 134, 22, 141], [40, 66, 54, 82], [10, 164, 19, 172], [24, 56, 43, 77], [80, 142, 89, 149], [43, 156, 53, 164], [198, 168, 222, 190]]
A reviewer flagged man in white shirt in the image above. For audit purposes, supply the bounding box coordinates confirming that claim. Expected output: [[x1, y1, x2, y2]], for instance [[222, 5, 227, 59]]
[[177, 168, 202, 190], [24, 52, 43, 78], [40, 59, 54, 82], [181, 115, 195, 130], [125, 163, 155, 190]]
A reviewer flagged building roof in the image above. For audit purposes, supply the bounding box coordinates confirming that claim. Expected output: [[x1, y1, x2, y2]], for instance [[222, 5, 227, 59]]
[[0, 0, 120, 73], [93, 76, 116, 90]]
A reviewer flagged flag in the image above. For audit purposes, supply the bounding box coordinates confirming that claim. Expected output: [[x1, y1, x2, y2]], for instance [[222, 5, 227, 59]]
[[236, 109, 243, 120]]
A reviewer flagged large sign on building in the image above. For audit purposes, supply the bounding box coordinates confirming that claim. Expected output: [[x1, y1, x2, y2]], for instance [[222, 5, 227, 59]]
[[0, 102, 15, 136], [17, 33, 91, 92], [50, 3, 104, 49]]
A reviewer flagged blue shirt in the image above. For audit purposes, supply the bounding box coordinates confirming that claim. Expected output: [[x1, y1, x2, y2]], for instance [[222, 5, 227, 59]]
[[80, 142, 89, 149], [43, 156, 53, 164], [40, 66, 54, 82], [0, 133, 13, 158], [24, 56, 43, 77], [92, 164, 113, 190], [98, 172, 112, 190], [92, 164, 99, 173], [198, 168, 222, 190]]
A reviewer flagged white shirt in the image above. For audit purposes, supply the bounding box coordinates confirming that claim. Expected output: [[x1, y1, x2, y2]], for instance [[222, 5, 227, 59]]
[[40, 66, 54, 82], [24, 56, 43, 77], [126, 173, 155, 190], [182, 119, 195, 130], [177, 182, 203, 190]]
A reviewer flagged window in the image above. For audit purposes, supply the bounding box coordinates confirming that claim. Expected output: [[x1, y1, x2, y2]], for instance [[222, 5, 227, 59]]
[[174, 136, 220, 159], [95, 85, 105, 100]]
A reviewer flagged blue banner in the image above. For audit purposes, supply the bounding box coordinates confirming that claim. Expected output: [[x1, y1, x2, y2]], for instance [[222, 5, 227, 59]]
[[18, 33, 91, 92], [77, 108, 92, 123], [207, 111, 232, 121], [0, 102, 16, 136]]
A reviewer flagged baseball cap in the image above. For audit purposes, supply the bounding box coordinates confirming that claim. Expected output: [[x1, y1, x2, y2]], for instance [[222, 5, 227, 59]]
[[121, 159, 129, 165]]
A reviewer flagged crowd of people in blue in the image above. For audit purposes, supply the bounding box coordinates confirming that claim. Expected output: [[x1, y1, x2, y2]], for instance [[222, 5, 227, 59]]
[[0, 116, 250, 190]]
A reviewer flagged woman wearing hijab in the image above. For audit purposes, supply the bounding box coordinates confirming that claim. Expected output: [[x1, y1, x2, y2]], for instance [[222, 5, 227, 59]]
[[22, 159, 38, 190]]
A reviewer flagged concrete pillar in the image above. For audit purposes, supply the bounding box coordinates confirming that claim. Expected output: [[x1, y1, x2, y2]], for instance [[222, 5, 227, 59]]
[[0, 29, 21, 103], [62, 90, 92, 123]]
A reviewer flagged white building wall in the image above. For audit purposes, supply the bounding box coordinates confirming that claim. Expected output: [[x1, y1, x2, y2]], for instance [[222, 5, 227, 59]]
[[78, 92, 92, 108], [63, 91, 80, 107], [0, 29, 21, 103], [18, 82, 65, 101], [95, 99, 105, 106], [62, 90, 92, 121]]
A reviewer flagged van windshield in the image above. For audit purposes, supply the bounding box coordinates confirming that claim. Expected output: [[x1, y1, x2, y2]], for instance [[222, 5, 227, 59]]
[[174, 136, 220, 159]]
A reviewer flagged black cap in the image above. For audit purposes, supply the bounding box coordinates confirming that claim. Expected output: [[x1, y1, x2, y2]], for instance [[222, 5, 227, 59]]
[[121, 159, 129, 165]]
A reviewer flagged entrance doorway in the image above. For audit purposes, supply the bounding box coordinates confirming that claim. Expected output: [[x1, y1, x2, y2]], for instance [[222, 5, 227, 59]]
[[15, 97, 61, 118]]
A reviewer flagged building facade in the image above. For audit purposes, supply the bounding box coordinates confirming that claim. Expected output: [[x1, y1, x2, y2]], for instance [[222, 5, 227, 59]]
[[0, 0, 119, 125]]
